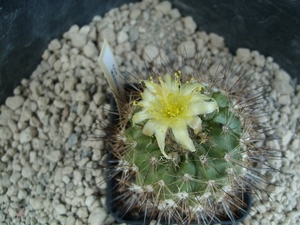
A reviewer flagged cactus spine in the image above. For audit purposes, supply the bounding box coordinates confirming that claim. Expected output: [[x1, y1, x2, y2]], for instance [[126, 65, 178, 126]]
[[109, 65, 262, 224]]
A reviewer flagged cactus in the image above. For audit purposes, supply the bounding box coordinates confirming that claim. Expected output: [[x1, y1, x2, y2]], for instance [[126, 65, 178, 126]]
[[108, 64, 264, 224]]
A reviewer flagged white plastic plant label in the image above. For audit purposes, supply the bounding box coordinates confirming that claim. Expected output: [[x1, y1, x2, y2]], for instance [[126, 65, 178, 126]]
[[98, 39, 125, 111]]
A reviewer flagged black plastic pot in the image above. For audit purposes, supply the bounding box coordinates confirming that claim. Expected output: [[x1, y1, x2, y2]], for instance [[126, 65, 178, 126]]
[[1, 0, 300, 105], [107, 169, 252, 225], [107, 96, 252, 225]]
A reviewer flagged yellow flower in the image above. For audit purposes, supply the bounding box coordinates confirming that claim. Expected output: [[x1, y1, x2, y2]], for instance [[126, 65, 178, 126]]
[[132, 73, 219, 159]]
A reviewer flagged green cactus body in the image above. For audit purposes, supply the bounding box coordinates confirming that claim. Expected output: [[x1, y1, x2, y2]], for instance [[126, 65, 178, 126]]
[[111, 72, 254, 224]]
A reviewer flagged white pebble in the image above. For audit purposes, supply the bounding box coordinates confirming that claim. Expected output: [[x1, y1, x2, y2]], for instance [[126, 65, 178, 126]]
[[70, 32, 87, 48], [30, 197, 44, 210], [83, 114, 94, 127], [93, 93, 105, 106], [143, 45, 159, 61], [209, 33, 224, 48], [20, 126, 37, 143], [55, 204, 67, 215], [76, 207, 88, 219], [53, 99, 66, 109], [76, 91, 90, 102], [48, 39, 61, 51], [5, 96, 24, 110], [177, 40, 196, 58], [282, 130, 293, 146], [183, 16, 197, 33], [88, 207, 107, 225], [66, 216, 76, 225], [85, 195, 95, 207], [46, 150, 62, 162], [236, 48, 252, 62], [21, 164, 35, 178], [62, 122, 74, 138], [130, 9, 141, 20], [155, 1, 172, 14], [0, 126, 13, 139], [117, 30, 129, 44]]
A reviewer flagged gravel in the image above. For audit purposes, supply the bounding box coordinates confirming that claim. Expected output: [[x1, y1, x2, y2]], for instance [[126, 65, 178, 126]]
[[0, 0, 300, 224]]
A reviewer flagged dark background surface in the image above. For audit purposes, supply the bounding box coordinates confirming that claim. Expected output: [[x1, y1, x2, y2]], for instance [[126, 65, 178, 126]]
[[1, 0, 300, 104]]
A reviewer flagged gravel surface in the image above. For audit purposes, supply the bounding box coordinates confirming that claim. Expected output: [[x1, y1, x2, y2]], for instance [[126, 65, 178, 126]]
[[0, 0, 299, 224]]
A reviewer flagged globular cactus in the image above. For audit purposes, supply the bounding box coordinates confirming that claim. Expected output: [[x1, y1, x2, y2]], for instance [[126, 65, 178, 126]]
[[108, 64, 264, 224]]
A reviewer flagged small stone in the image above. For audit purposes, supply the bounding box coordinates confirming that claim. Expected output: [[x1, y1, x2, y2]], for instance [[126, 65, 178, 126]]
[[63, 122, 74, 138], [77, 207, 88, 219], [18, 189, 27, 199], [20, 126, 37, 143], [53, 99, 66, 109], [63, 166, 74, 175], [278, 95, 291, 105], [282, 130, 293, 146], [209, 33, 225, 49], [177, 40, 196, 58], [10, 172, 21, 184], [83, 42, 99, 58], [183, 16, 197, 33], [5, 96, 24, 110], [85, 187, 94, 196], [73, 170, 83, 183], [117, 31, 129, 44], [20, 108, 32, 122], [85, 195, 95, 207], [62, 175, 70, 184], [83, 114, 94, 127], [64, 77, 78, 91], [143, 45, 159, 61], [88, 207, 107, 225], [236, 48, 252, 62], [37, 97, 50, 111], [30, 197, 44, 210], [0, 126, 13, 139], [1, 172, 11, 187], [22, 164, 35, 178], [67, 133, 78, 147], [46, 150, 62, 162], [55, 204, 67, 215], [155, 1, 172, 14], [54, 60, 62, 71], [77, 158, 89, 168], [8, 119, 17, 133], [169, 8, 180, 19], [254, 54, 265, 67], [100, 27, 116, 42], [129, 28, 139, 42], [275, 69, 291, 82], [70, 32, 87, 48], [79, 25, 90, 35], [48, 39, 61, 51], [285, 150, 295, 161], [66, 216, 76, 225], [130, 9, 141, 20], [93, 93, 105, 106], [76, 91, 90, 102]]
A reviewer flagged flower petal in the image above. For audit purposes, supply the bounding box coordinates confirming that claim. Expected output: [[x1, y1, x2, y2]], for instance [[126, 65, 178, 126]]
[[189, 98, 218, 116], [172, 121, 196, 152], [187, 116, 202, 134], [132, 109, 152, 124], [181, 82, 203, 95], [142, 120, 156, 136], [154, 124, 170, 159], [163, 73, 179, 92], [143, 80, 157, 93]]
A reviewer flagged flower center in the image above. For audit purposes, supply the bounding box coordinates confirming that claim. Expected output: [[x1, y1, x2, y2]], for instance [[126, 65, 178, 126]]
[[160, 93, 190, 119]]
